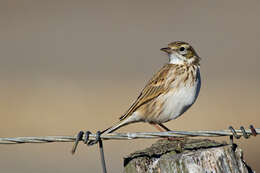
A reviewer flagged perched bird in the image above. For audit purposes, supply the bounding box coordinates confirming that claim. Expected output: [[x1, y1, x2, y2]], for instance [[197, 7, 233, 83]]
[[72, 41, 202, 152], [101, 41, 201, 134]]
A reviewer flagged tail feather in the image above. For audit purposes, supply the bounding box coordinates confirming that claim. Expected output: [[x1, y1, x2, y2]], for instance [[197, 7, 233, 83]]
[[101, 119, 131, 134], [101, 113, 142, 134]]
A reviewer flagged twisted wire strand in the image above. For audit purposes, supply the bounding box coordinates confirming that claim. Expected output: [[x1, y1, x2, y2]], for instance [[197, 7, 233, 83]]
[[0, 128, 259, 144]]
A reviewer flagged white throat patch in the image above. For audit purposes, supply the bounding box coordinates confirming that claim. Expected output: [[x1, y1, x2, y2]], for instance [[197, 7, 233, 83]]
[[169, 53, 185, 65]]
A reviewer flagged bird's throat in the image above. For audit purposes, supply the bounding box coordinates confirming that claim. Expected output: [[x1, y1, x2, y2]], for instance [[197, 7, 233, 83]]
[[169, 53, 185, 65]]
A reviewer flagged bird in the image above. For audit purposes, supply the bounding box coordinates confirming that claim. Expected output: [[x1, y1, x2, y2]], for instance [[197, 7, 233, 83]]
[[101, 41, 201, 135], [71, 41, 202, 152]]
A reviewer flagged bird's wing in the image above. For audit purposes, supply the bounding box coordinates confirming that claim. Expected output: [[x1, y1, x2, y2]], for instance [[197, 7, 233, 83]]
[[119, 64, 175, 121]]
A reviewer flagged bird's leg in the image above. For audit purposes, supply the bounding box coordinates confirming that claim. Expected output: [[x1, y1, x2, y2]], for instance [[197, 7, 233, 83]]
[[150, 123, 166, 132], [158, 123, 172, 131], [150, 123, 172, 132], [150, 123, 173, 140], [150, 123, 184, 141]]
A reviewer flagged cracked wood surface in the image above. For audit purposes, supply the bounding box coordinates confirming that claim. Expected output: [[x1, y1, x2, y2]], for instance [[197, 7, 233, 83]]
[[123, 138, 253, 173]]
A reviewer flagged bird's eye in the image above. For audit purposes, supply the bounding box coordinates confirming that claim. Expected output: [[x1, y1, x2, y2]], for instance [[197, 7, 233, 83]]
[[179, 47, 185, 51]]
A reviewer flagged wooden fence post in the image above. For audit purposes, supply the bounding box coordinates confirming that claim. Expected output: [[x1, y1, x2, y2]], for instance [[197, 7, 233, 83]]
[[123, 138, 253, 173]]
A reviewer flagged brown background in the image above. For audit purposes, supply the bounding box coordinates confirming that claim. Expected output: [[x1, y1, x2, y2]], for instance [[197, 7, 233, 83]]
[[0, 0, 260, 172]]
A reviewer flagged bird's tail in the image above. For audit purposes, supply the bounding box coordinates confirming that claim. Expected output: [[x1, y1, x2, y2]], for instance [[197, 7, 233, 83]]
[[101, 114, 142, 135], [101, 118, 131, 135]]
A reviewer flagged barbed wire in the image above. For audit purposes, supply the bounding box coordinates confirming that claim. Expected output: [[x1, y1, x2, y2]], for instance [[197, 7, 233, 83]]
[[1, 126, 258, 173], [0, 127, 259, 144]]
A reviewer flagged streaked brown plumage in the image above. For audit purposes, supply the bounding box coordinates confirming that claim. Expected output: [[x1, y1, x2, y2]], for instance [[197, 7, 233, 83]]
[[102, 41, 201, 134]]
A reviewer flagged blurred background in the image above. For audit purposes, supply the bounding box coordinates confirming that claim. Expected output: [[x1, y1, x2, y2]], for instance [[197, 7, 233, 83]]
[[0, 0, 259, 172]]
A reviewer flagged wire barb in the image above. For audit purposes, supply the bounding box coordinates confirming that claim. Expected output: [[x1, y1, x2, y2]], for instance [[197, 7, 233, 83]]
[[71, 131, 107, 173], [229, 125, 257, 140], [228, 125, 257, 150], [240, 126, 249, 139], [71, 131, 84, 154], [84, 131, 91, 144], [250, 125, 257, 136], [229, 126, 241, 139]]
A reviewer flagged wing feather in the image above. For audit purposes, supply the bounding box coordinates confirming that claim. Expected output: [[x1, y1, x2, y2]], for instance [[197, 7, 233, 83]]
[[119, 64, 175, 120]]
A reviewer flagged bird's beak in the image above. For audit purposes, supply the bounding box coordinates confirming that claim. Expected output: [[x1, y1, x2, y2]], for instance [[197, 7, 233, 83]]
[[160, 47, 171, 54]]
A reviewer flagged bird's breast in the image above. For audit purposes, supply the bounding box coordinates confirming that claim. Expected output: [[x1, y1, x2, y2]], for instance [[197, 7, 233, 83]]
[[156, 68, 201, 123]]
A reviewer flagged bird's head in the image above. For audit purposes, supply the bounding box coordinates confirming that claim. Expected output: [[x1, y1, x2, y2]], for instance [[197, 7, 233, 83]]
[[160, 41, 201, 65]]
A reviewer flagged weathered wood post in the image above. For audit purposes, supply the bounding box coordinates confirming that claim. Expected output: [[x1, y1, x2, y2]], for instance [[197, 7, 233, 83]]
[[123, 138, 253, 173]]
